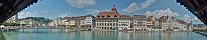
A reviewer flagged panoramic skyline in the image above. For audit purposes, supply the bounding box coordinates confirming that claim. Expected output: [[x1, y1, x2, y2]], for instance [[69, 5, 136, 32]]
[[17, 0, 202, 24]]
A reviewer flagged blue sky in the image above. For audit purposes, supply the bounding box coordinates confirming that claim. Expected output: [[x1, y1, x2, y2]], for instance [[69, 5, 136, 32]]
[[18, 0, 203, 24]]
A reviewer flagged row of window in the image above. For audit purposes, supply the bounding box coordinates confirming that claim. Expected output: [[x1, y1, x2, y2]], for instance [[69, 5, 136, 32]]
[[97, 15, 117, 18], [96, 20, 118, 22], [96, 23, 118, 26], [118, 22, 130, 23]]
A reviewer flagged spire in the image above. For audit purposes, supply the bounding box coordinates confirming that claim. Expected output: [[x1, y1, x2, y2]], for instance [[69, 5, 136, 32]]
[[112, 5, 117, 12]]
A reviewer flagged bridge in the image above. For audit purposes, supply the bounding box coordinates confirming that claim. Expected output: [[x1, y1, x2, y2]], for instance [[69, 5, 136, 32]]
[[177, 0, 207, 25], [0, 0, 38, 23]]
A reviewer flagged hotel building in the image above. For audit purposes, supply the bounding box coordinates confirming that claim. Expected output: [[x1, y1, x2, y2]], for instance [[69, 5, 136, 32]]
[[95, 5, 131, 30]]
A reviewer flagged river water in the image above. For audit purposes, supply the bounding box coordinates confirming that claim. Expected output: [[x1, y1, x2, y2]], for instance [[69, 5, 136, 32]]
[[2, 29, 207, 40]]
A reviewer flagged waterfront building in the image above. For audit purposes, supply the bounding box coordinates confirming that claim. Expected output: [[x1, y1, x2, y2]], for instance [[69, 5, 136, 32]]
[[53, 18, 65, 27], [5, 14, 18, 23], [19, 18, 39, 27], [132, 15, 147, 30], [166, 16, 173, 31], [95, 5, 120, 30], [118, 15, 131, 30], [146, 16, 157, 31], [177, 20, 188, 31], [159, 16, 168, 30], [85, 15, 96, 29], [66, 15, 95, 29]]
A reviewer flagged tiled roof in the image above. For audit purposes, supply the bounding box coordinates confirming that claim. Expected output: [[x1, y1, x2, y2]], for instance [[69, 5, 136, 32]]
[[119, 15, 131, 18], [133, 15, 146, 18], [96, 12, 120, 18]]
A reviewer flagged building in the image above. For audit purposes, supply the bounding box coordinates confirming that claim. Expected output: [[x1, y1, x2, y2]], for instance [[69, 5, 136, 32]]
[[85, 15, 96, 29], [132, 15, 147, 30], [19, 18, 38, 27], [95, 5, 120, 30], [146, 16, 158, 31], [159, 16, 168, 31], [118, 15, 131, 30], [53, 18, 65, 27], [5, 14, 18, 23], [66, 15, 95, 29]]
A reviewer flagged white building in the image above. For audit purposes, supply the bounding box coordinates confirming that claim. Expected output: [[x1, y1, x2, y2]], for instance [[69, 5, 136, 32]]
[[132, 15, 147, 30], [6, 14, 18, 23], [85, 15, 96, 29], [118, 15, 131, 30]]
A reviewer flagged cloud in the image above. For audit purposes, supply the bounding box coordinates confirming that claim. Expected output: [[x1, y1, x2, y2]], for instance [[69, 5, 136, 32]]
[[139, 0, 155, 8], [86, 9, 100, 15], [18, 12, 37, 18], [59, 13, 69, 18], [58, 11, 71, 18], [66, 0, 95, 8], [145, 8, 179, 18], [192, 16, 199, 21], [182, 14, 191, 23], [123, 0, 155, 14], [122, 2, 139, 14]]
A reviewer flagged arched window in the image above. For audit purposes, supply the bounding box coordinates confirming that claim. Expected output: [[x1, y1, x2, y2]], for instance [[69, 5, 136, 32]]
[[107, 15, 110, 18], [114, 15, 117, 17]]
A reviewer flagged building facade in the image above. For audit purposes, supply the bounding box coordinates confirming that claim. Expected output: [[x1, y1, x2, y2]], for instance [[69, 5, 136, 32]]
[[95, 5, 132, 30], [118, 15, 131, 30], [65, 15, 95, 29], [132, 15, 147, 30]]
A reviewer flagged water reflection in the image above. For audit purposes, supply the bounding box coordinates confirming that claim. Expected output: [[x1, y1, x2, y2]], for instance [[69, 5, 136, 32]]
[[2, 29, 207, 40], [0, 32, 5, 40]]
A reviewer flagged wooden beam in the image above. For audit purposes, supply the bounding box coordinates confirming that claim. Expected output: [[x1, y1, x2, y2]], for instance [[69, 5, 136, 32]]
[[192, 0, 200, 7], [183, 0, 195, 9], [195, 3, 207, 13]]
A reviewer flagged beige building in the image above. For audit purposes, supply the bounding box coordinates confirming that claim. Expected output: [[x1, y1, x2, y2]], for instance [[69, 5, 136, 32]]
[[6, 14, 18, 23], [95, 5, 132, 30], [132, 15, 147, 30]]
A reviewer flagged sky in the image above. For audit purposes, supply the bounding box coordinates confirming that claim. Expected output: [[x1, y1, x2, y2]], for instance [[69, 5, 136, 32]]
[[17, 0, 203, 24]]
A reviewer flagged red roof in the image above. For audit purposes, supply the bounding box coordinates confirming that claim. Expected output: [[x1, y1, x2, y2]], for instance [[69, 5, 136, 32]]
[[119, 15, 131, 18], [96, 12, 120, 18]]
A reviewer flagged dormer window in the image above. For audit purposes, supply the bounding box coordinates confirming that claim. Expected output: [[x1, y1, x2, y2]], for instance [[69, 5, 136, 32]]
[[102, 16, 105, 18], [114, 15, 117, 17], [97, 16, 100, 18], [107, 15, 110, 18]]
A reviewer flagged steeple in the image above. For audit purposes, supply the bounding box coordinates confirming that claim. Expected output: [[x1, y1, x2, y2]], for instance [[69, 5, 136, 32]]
[[112, 5, 117, 12]]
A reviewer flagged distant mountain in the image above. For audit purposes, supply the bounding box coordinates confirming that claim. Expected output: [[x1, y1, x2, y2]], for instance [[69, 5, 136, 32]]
[[19, 17, 52, 24]]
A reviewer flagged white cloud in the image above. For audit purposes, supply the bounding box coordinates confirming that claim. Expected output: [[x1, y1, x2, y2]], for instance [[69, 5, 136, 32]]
[[192, 16, 199, 21], [66, 0, 95, 8], [58, 11, 71, 18], [182, 14, 191, 23], [139, 0, 155, 8], [145, 8, 179, 18], [86, 9, 100, 15], [122, 2, 139, 14], [18, 12, 37, 18], [123, 0, 155, 14], [59, 13, 69, 18]]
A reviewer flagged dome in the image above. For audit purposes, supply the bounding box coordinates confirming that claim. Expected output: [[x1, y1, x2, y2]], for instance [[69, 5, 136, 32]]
[[111, 5, 117, 12]]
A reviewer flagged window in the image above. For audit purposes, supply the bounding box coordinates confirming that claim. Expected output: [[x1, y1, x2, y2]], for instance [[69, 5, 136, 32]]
[[97, 16, 100, 18], [107, 15, 110, 18], [102, 16, 105, 18], [114, 15, 117, 17]]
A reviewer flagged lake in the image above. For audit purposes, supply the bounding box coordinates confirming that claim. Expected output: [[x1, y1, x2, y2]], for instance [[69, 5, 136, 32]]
[[2, 29, 207, 40]]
